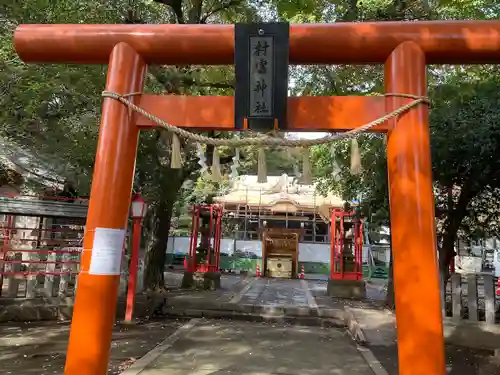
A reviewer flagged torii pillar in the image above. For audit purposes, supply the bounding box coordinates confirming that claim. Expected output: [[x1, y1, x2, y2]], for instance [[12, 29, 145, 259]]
[[14, 20, 500, 375]]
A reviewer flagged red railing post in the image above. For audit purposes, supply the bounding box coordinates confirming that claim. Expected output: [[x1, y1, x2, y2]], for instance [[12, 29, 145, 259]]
[[207, 205, 213, 268], [124, 217, 142, 322], [339, 212, 344, 279], [0, 215, 14, 296], [192, 206, 200, 271], [330, 210, 336, 279], [188, 204, 197, 272]]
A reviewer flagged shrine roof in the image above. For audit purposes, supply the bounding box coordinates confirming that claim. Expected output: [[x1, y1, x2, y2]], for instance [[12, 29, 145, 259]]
[[213, 174, 345, 210], [0, 136, 66, 190]]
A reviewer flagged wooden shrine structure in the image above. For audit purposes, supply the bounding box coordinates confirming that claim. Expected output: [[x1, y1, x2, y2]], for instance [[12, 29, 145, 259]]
[[0, 196, 88, 218], [261, 228, 300, 278]]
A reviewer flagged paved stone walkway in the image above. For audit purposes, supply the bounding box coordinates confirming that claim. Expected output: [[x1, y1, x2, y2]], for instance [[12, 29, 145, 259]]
[[227, 277, 384, 307], [126, 319, 377, 375], [163, 272, 385, 305], [237, 278, 310, 306], [160, 275, 387, 328], [123, 277, 391, 375]]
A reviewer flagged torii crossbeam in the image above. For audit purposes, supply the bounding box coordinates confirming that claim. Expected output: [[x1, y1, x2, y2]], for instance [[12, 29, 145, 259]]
[[14, 20, 500, 375]]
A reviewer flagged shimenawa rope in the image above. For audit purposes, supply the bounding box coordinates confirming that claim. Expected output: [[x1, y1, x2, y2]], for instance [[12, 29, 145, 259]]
[[101, 91, 429, 148], [101, 91, 429, 182]]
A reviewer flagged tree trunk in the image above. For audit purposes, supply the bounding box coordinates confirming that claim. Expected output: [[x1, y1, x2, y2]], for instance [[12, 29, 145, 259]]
[[439, 185, 476, 290], [143, 169, 184, 291], [383, 210, 394, 309], [441, 185, 455, 283], [438, 227, 457, 317], [439, 227, 457, 300], [438, 183, 475, 298], [385, 247, 395, 309], [143, 199, 172, 291]]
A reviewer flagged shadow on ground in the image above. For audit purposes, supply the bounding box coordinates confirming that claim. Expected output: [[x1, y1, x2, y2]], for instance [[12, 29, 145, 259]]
[[140, 319, 375, 375], [370, 342, 500, 375], [0, 319, 185, 375], [363, 318, 500, 375]]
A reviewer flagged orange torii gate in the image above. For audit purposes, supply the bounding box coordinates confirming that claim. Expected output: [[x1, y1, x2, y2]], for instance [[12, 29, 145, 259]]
[[13, 21, 500, 375]]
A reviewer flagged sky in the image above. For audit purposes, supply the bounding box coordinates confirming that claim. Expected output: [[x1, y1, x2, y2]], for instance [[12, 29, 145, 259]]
[[291, 132, 328, 140]]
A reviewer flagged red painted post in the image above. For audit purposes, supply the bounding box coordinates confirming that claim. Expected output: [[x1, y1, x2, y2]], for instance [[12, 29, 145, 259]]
[[207, 205, 213, 268], [188, 204, 196, 272], [356, 220, 363, 278], [124, 218, 142, 322], [385, 41, 446, 375], [193, 206, 200, 271], [339, 213, 344, 279], [215, 206, 222, 270], [0, 215, 14, 296], [330, 210, 336, 279], [63, 43, 146, 375]]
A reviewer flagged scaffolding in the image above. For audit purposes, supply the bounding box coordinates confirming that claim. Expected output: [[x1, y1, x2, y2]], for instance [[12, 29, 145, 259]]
[[213, 175, 345, 243]]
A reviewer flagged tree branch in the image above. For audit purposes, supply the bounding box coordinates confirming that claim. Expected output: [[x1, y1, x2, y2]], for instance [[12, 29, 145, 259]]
[[181, 76, 234, 89], [149, 67, 182, 94], [200, 0, 241, 23], [188, 0, 204, 24], [340, 0, 359, 22], [150, 66, 234, 91], [153, 0, 185, 24]]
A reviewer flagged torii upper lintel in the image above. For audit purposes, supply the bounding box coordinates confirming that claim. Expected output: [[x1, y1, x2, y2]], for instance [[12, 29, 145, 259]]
[[13, 20, 500, 65]]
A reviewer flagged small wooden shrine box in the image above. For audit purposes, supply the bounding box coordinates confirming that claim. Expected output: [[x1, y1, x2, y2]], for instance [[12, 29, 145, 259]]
[[260, 228, 301, 278]]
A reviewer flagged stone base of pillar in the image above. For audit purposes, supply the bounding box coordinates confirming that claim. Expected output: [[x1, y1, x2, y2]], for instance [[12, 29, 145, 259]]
[[181, 271, 221, 290], [326, 278, 366, 299]]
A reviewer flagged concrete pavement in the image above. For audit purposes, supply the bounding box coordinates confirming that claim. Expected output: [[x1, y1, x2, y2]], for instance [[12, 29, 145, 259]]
[[157, 276, 390, 332], [124, 319, 379, 375], [130, 275, 392, 375]]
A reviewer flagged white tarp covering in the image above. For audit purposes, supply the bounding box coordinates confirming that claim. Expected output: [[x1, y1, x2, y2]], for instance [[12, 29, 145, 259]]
[[167, 236, 331, 263]]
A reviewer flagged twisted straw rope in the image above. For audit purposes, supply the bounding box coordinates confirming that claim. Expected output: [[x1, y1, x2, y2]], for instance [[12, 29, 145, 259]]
[[101, 91, 429, 147]]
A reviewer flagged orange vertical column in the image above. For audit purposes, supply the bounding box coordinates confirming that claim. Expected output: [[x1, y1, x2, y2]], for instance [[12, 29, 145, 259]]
[[64, 43, 146, 375], [385, 42, 445, 375]]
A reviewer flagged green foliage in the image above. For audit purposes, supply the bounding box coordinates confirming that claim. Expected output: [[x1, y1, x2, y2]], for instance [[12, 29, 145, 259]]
[[239, 145, 302, 176], [4, 0, 500, 289], [0, 0, 261, 289], [271, 0, 328, 21], [311, 65, 500, 272], [0, 1, 173, 192], [0, 0, 244, 197], [431, 72, 500, 239], [312, 135, 390, 227], [431, 74, 500, 188], [435, 0, 500, 19], [285, 0, 500, 280]]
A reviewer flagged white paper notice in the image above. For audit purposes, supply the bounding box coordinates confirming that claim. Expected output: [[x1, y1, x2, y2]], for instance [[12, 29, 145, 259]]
[[89, 227, 126, 275]]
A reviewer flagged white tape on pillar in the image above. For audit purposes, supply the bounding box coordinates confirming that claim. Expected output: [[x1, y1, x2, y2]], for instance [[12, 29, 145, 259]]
[[89, 227, 126, 275]]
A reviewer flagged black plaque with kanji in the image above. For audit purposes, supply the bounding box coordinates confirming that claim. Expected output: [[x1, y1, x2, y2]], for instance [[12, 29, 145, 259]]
[[234, 23, 289, 131]]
